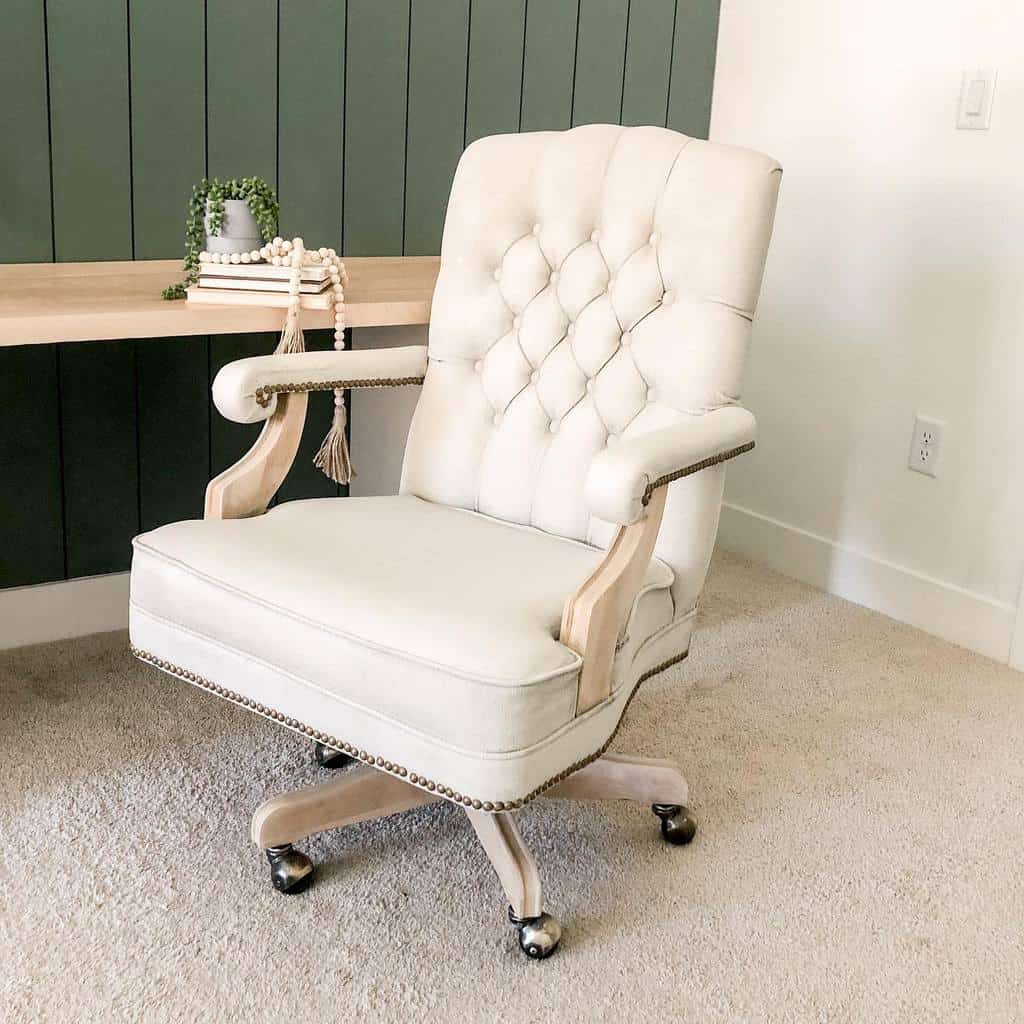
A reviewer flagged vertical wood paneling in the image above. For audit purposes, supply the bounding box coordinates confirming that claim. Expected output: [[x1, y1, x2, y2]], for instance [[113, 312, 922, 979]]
[[465, 0, 526, 144], [520, 0, 579, 132], [278, 0, 346, 246], [207, 0, 280, 478], [666, 0, 721, 138], [0, 1, 52, 261], [572, 0, 629, 127], [2, 0, 722, 590], [276, 0, 348, 503], [130, 0, 206, 259], [404, 0, 469, 256], [206, 0, 278, 184], [622, 0, 677, 126], [48, 0, 138, 577], [59, 341, 139, 577], [0, 347, 64, 587], [344, 0, 410, 256], [47, 0, 133, 261], [0, 6, 64, 586], [131, 2, 211, 531]]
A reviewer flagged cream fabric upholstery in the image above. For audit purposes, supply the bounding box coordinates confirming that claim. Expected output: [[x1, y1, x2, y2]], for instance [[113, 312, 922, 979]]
[[131, 496, 677, 804], [402, 125, 781, 613], [212, 346, 428, 424], [129, 125, 781, 807]]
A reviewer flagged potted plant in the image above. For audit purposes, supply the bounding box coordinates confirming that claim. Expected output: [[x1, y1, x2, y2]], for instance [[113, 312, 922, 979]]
[[162, 177, 280, 299]]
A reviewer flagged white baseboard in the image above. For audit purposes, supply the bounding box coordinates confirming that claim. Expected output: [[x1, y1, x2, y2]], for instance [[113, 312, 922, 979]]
[[718, 502, 1017, 664], [0, 572, 129, 651]]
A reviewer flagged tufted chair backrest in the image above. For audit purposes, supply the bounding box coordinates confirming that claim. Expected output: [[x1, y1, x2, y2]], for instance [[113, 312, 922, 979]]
[[401, 125, 781, 615]]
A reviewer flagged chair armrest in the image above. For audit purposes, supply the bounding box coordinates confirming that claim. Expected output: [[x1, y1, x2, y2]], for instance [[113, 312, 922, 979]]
[[584, 406, 756, 526], [212, 346, 428, 424]]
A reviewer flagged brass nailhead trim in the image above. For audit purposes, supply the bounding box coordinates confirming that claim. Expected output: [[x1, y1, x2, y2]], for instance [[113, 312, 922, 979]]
[[641, 440, 755, 505], [129, 644, 688, 811], [254, 376, 425, 408]]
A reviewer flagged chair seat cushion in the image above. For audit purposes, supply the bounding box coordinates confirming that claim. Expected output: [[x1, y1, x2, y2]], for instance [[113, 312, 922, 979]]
[[130, 496, 675, 791]]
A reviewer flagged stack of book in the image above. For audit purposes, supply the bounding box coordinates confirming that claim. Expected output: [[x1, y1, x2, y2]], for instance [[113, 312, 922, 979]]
[[186, 261, 334, 308]]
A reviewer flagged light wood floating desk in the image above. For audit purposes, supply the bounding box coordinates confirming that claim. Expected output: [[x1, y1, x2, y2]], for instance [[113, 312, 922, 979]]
[[0, 256, 440, 347]]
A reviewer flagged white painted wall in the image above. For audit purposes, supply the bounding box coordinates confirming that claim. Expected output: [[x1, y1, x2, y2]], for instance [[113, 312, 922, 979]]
[[349, 325, 427, 497], [710, 0, 1024, 660]]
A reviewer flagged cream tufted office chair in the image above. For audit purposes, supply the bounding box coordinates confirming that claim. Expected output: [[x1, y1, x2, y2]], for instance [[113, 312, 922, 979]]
[[129, 125, 781, 959]]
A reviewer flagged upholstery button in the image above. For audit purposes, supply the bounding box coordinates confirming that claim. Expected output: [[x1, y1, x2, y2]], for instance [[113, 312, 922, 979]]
[[586, 380, 594, 393], [662, 290, 673, 305], [649, 232, 659, 245], [473, 360, 483, 372], [532, 223, 541, 236], [549, 271, 559, 285], [493, 268, 502, 281], [621, 331, 632, 347], [590, 229, 600, 242], [607, 277, 615, 291], [606, 434, 617, 446], [513, 315, 521, 328], [493, 413, 502, 426], [530, 371, 539, 384], [549, 420, 560, 434], [567, 323, 575, 336]]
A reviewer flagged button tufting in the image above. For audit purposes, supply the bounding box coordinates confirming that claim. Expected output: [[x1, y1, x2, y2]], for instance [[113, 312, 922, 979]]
[[649, 232, 659, 245], [607, 277, 616, 291], [493, 268, 502, 281], [621, 331, 632, 347], [567, 323, 575, 336], [530, 371, 539, 384], [590, 229, 600, 242], [492, 413, 502, 426], [586, 380, 594, 393], [662, 290, 673, 305], [532, 223, 541, 236], [473, 360, 483, 372], [606, 434, 618, 446], [513, 315, 521, 328], [549, 420, 560, 434], [549, 271, 559, 285]]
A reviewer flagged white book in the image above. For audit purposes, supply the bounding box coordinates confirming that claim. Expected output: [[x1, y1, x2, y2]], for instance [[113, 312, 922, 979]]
[[186, 287, 334, 309], [198, 275, 329, 294], [199, 261, 334, 282]]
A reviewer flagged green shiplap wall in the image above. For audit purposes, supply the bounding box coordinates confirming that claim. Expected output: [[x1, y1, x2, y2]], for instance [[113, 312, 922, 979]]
[[0, 0, 721, 590]]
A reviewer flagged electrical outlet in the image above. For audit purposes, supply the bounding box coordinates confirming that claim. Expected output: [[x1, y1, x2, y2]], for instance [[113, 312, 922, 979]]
[[908, 415, 944, 477]]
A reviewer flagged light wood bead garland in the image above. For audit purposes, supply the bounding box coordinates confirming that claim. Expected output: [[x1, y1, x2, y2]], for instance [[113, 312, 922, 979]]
[[198, 236, 353, 484]]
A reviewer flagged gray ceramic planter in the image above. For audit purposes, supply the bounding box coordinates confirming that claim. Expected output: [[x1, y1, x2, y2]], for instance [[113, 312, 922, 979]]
[[204, 198, 262, 253]]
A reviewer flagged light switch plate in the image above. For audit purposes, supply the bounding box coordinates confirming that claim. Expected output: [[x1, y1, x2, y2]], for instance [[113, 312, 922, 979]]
[[957, 68, 996, 130]]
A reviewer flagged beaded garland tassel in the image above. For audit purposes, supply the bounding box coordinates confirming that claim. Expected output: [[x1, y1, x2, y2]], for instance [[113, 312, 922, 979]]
[[198, 237, 353, 484]]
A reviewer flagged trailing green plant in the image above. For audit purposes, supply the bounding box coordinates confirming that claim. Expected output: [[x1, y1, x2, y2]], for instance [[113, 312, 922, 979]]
[[161, 176, 279, 299]]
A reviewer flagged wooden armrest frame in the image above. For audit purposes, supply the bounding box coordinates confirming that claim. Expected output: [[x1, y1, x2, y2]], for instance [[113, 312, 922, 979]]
[[560, 486, 667, 715], [205, 391, 309, 519]]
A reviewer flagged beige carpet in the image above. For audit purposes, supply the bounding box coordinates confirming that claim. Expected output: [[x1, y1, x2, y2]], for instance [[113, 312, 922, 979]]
[[2, 551, 1022, 1023]]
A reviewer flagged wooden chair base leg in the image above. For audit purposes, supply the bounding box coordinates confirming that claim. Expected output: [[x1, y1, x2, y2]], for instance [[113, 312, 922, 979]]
[[541, 751, 689, 806], [251, 764, 440, 849], [467, 810, 562, 959]]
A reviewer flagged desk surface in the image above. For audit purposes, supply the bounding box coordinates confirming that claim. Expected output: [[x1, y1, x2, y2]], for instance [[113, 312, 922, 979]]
[[0, 256, 440, 346]]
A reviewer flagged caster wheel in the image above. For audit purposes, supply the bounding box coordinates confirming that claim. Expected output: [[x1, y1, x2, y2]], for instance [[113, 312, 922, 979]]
[[314, 742, 353, 770], [508, 906, 562, 960], [266, 844, 314, 894], [652, 804, 697, 845]]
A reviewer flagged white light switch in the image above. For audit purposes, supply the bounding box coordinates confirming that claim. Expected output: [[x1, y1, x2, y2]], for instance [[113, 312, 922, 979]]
[[957, 68, 996, 130]]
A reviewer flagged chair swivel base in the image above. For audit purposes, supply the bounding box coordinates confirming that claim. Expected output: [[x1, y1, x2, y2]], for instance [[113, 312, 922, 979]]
[[253, 751, 694, 959]]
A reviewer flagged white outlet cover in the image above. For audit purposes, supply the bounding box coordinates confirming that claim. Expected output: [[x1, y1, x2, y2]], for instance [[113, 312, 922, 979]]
[[908, 415, 945, 477]]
